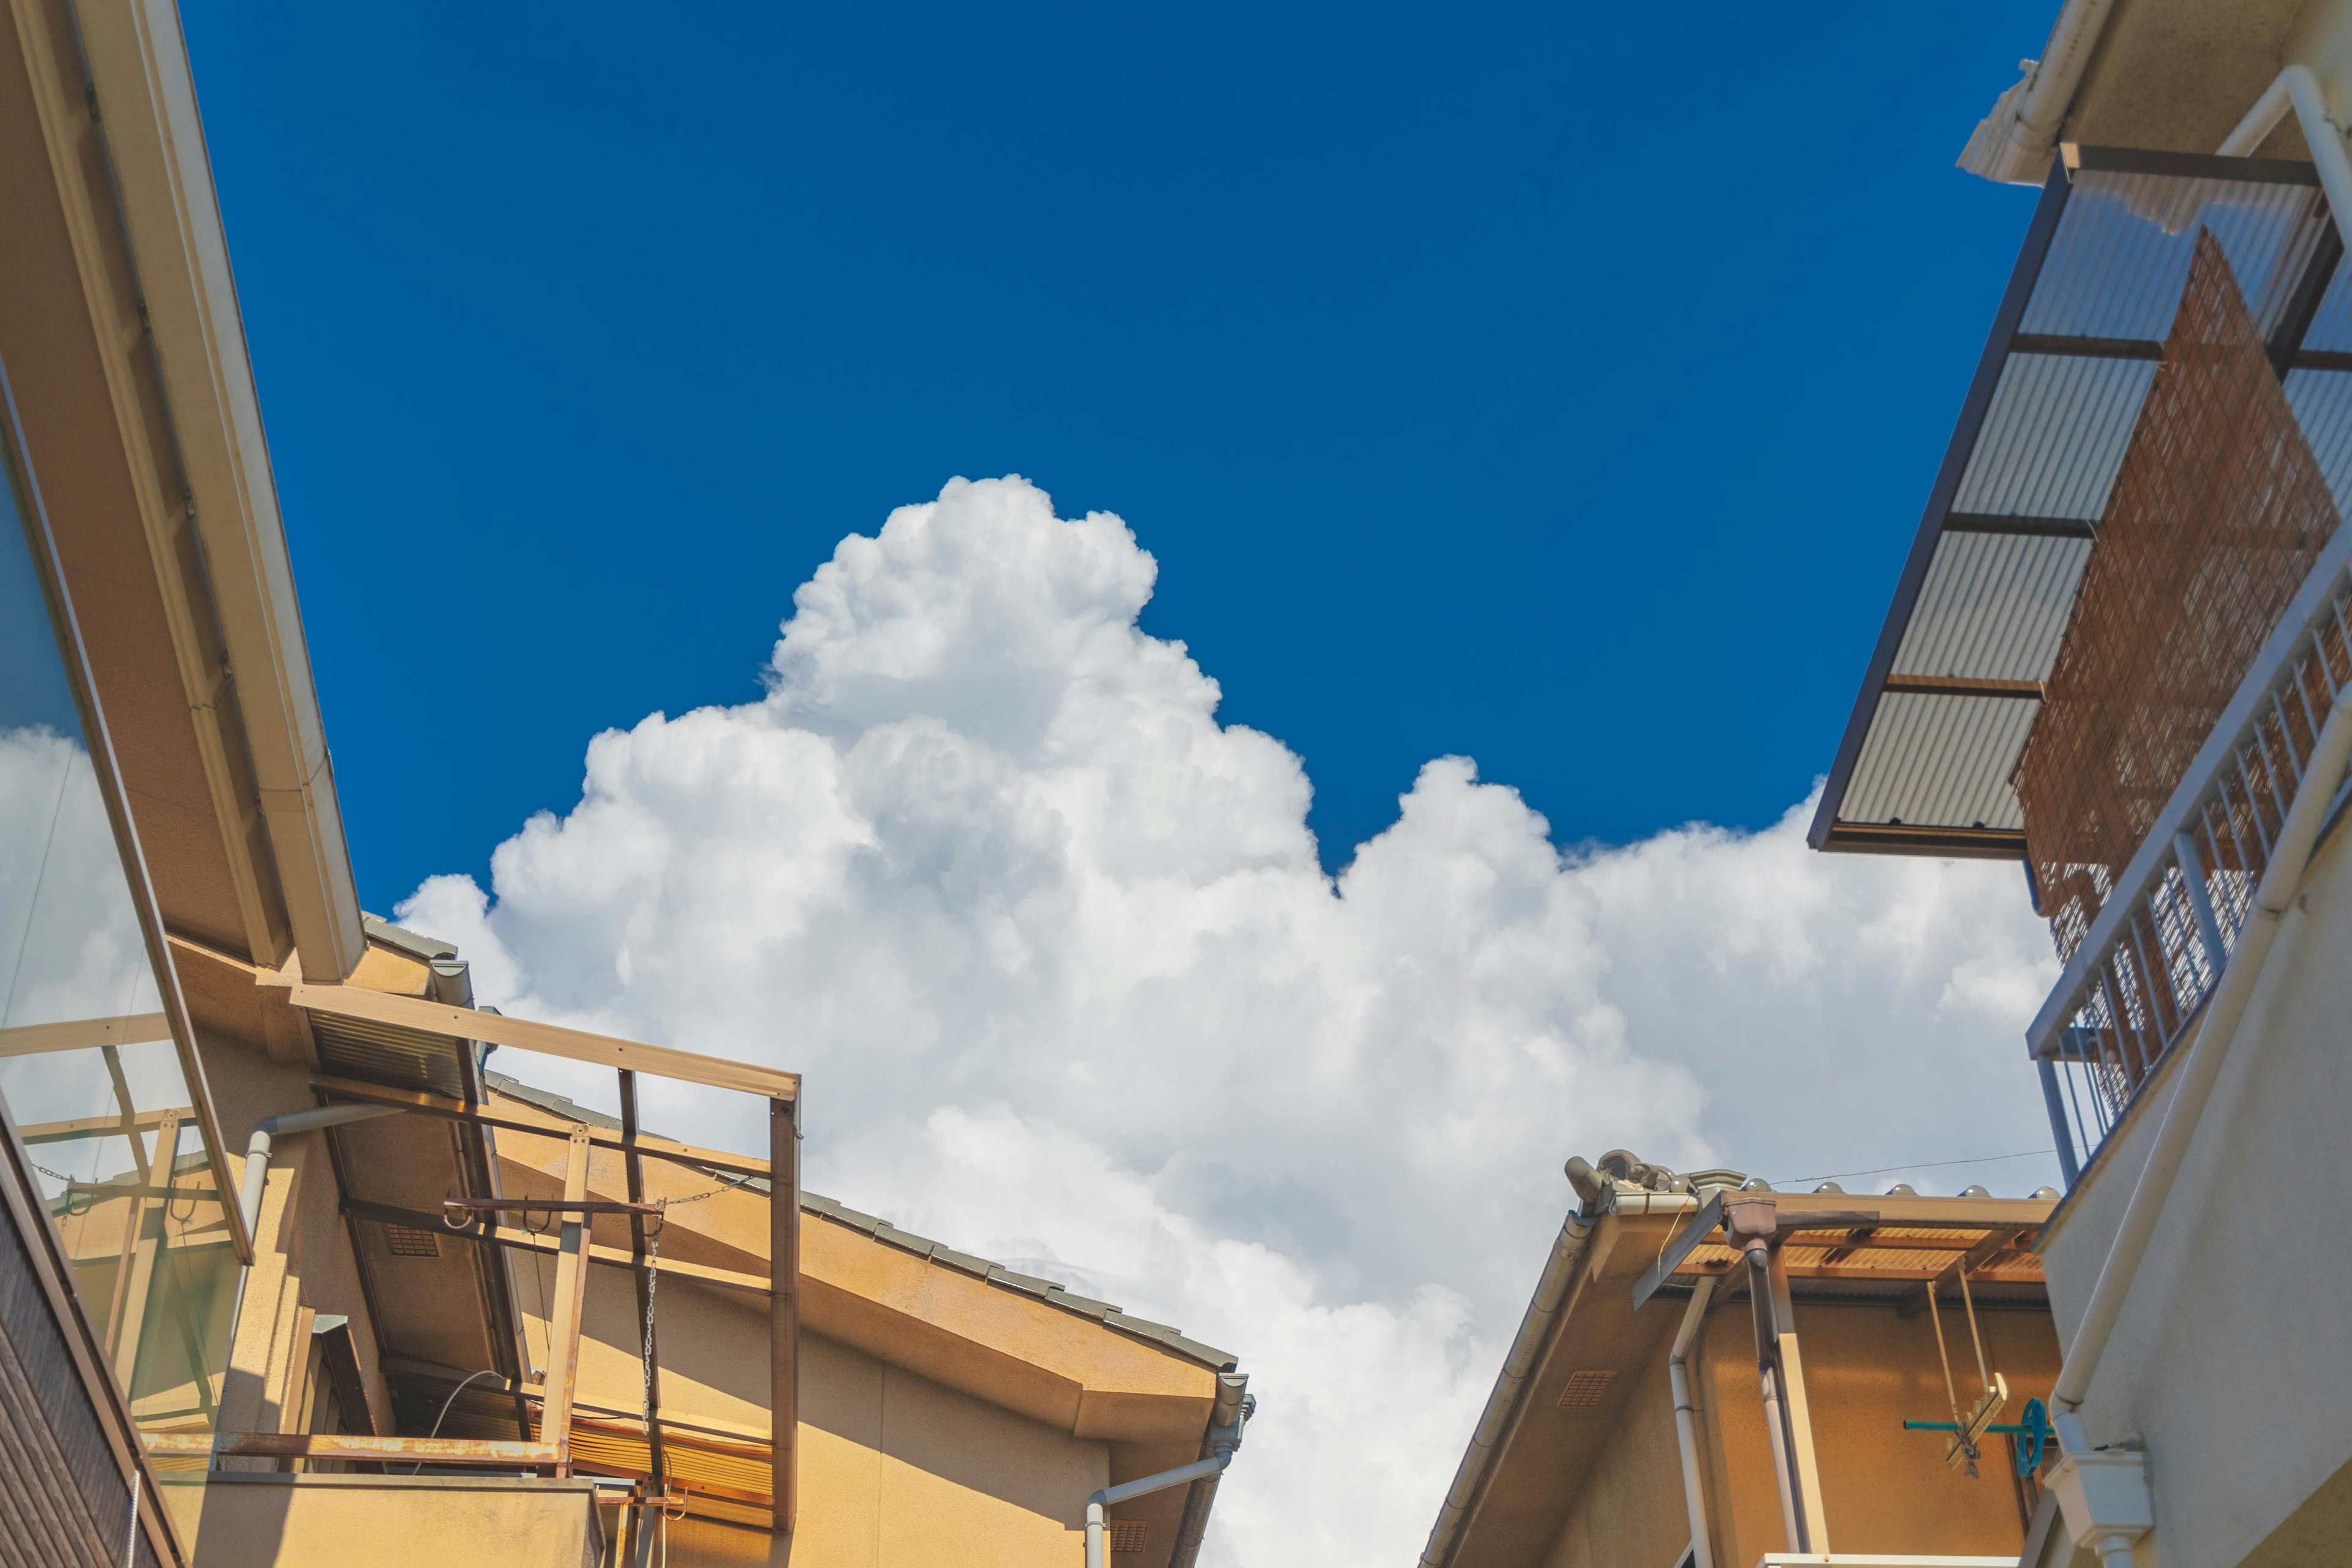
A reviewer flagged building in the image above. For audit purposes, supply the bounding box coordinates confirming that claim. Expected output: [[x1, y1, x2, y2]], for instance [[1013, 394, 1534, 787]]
[[0, 0, 1245, 1562], [1420, 1152, 2065, 1568], [1813, 4, 2352, 1565]]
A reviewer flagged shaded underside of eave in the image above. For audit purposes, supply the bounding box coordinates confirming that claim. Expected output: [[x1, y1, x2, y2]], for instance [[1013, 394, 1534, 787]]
[[1446, 1194, 2057, 1568], [1816, 146, 2352, 858]]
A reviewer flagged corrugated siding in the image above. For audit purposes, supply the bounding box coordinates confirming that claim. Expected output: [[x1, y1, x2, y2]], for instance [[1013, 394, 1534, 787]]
[[1842, 693, 2037, 831], [0, 1186, 164, 1567], [2020, 170, 2329, 341], [1891, 531, 2092, 682], [1951, 354, 2154, 519], [1830, 159, 2343, 839]]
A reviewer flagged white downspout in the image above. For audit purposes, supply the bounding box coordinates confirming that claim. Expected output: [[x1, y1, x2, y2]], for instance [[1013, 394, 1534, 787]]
[[238, 1102, 403, 1242], [1085, 1396, 1253, 1568], [2219, 65, 2352, 246], [2041, 692, 2352, 1561], [1667, 1277, 1717, 1568]]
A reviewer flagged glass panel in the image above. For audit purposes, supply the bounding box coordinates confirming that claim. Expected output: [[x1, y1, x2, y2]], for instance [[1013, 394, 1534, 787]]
[[0, 440, 234, 1446]]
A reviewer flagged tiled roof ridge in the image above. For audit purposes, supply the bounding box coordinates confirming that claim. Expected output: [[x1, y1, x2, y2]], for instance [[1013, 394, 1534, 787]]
[[482, 1069, 1237, 1372]]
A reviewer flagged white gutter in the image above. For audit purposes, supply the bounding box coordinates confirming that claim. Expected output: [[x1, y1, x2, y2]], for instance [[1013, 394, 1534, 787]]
[[1418, 1202, 1600, 1568], [1958, 0, 2120, 184], [1667, 1276, 1717, 1568]]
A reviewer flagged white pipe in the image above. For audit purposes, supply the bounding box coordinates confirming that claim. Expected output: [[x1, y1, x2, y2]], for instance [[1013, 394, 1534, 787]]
[[2219, 66, 2352, 256], [1667, 1277, 1716, 1568], [238, 1103, 402, 1241], [2052, 692, 2352, 1415], [1085, 1399, 1251, 1568]]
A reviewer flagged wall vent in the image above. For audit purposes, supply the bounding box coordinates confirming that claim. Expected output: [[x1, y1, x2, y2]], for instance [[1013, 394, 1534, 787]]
[[1107, 1520, 1150, 1552], [1556, 1369, 1618, 1408], [383, 1223, 441, 1258]]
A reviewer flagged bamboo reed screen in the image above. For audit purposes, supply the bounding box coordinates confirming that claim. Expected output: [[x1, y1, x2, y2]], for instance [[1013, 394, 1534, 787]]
[[2016, 230, 2341, 959]]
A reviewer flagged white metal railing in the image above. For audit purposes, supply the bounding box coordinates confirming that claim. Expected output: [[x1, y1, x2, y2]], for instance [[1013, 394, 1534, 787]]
[[2030, 529, 2352, 1186]]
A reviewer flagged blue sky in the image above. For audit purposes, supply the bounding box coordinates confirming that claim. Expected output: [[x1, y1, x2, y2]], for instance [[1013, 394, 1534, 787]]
[[184, 1, 2056, 908]]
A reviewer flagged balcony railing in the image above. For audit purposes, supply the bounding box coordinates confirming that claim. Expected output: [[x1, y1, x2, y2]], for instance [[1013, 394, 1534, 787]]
[[2030, 529, 2352, 1185]]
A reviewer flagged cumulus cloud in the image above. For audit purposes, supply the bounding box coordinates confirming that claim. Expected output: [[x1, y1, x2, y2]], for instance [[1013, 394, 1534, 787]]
[[400, 476, 2059, 1564]]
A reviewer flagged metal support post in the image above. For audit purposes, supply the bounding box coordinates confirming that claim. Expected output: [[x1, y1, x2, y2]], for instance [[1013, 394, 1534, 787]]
[[771, 1095, 800, 1534]]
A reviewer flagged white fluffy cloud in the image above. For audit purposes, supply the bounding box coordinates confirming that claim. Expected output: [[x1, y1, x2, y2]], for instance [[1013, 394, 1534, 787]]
[[400, 476, 2059, 1564]]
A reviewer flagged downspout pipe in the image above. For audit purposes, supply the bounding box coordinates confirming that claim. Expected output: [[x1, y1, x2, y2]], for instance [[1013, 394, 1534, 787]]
[[238, 1104, 403, 1242], [2220, 65, 2352, 249], [1086, 1389, 1253, 1568], [1667, 1276, 1717, 1568], [2051, 690, 2352, 1419]]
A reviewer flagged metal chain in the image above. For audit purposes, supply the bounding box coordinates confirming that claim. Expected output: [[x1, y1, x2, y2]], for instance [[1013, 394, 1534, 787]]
[[664, 1172, 756, 1205], [640, 1199, 666, 1427]]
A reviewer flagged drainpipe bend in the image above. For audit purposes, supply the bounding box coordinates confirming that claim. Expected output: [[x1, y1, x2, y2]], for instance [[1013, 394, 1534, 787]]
[[238, 1103, 403, 1242], [1087, 1389, 1252, 1568], [2221, 66, 2352, 255], [2051, 690, 2352, 1418]]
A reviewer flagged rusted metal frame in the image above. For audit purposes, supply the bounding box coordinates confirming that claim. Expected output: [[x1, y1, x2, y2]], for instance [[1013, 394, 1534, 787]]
[[152, 1432, 559, 1465], [308, 1076, 768, 1178], [620, 1069, 666, 1561], [543, 1128, 594, 1478], [772, 1095, 800, 1536], [440, 1197, 664, 1219]]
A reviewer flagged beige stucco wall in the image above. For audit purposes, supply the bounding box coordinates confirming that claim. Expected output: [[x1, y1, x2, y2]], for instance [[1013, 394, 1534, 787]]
[[1695, 1298, 2056, 1568], [1539, 1338, 1689, 1568], [594, 1332, 1106, 1567], [161, 1473, 601, 1567], [2038, 823, 2352, 1568]]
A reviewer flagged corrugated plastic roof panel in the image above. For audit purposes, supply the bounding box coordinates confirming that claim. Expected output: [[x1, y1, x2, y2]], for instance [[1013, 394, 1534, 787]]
[[1814, 146, 2350, 858]]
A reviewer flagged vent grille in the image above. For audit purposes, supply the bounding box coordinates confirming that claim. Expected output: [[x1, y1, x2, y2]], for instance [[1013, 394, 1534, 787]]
[[383, 1223, 441, 1258], [1556, 1370, 1617, 1408], [1107, 1520, 1150, 1553]]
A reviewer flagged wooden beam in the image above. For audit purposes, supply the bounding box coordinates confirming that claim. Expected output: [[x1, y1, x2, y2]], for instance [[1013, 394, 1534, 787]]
[[309, 1075, 769, 1178], [1900, 1227, 2034, 1319], [545, 1129, 593, 1477], [772, 1095, 799, 1536], [343, 1199, 771, 1296], [0, 1013, 171, 1057], [17, 1106, 189, 1145], [282, 982, 799, 1102]]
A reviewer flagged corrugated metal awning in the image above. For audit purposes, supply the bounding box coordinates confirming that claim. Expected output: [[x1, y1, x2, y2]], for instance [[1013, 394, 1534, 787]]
[[1814, 146, 2352, 858]]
